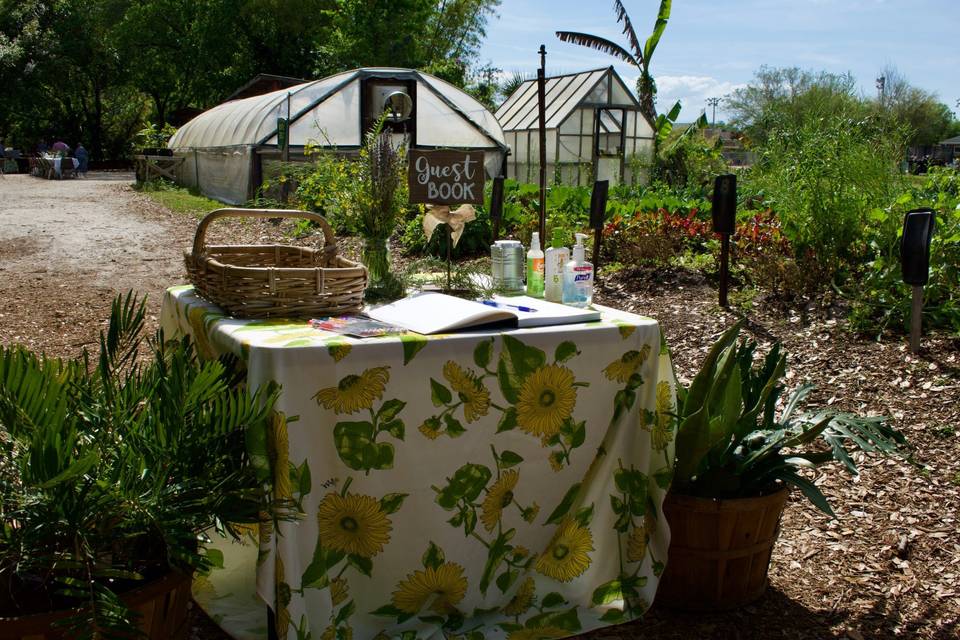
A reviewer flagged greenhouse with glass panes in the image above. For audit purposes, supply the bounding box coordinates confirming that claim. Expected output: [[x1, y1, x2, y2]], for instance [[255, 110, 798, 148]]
[[495, 66, 654, 186]]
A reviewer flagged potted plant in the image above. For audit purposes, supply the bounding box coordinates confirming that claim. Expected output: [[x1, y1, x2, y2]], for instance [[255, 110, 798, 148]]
[[0, 294, 279, 639], [656, 320, 909, 610]]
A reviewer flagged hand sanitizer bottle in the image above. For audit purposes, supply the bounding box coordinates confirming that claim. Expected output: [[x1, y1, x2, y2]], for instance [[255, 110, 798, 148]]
[[544, 234, 569, 303], [526, 232, 544, 297], [562, 233, 594, 307]]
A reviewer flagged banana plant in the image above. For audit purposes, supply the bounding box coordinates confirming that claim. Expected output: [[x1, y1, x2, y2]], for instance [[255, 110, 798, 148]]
[[672, 321, 910, 517], [557, 0, 672, 124], [655, 102, 709, 154]]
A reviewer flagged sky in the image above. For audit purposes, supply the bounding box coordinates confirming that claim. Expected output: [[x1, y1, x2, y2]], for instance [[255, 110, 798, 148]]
[[479, 0, 960, 124]]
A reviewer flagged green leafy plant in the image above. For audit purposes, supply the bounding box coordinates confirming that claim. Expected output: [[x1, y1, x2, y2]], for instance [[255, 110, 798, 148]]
[[0, 293, 280, 637], [745, 113, 906, 283], [133, 122, 178, 151], [850, 166, 960, 335], [672, 320, 910, 516]]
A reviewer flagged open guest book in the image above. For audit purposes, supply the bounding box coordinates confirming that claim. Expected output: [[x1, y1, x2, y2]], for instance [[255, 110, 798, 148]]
[[366, 292, 601, 335]]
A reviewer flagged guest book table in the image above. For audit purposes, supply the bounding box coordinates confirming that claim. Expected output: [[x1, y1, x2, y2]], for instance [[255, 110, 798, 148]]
[[161, 285, 677, 640]]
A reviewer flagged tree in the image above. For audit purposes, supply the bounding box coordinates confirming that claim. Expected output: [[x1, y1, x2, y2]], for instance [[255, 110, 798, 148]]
[[724, 66, 864, 145], [556, 0, 671, 124], [0, 0, 141, 159], [0, 0, 501, 159], [875, 65, 957, 147], [315, 0, 500, 85]]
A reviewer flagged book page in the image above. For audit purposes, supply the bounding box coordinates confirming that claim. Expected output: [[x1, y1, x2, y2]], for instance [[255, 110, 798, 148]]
[[491, 295, 601, 328], [367, 292, 514, 334]]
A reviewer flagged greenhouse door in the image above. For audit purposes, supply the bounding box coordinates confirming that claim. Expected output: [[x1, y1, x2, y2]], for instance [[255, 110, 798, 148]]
[[594, 107, 625, 186], [597, 157, 620, 185]]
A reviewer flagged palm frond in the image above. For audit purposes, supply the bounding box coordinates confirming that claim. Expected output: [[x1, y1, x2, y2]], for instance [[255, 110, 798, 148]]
[[643, 0, 673, 66], [613, 0, 643, 61], [555, 31, 638, 67]]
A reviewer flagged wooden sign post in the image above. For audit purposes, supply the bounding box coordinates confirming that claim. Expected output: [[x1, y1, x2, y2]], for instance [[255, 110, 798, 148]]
[[589, 180, 609, 272], [711, 174, 737, 307], [408, 149, 485, 205], [409, 149, 486, 291]]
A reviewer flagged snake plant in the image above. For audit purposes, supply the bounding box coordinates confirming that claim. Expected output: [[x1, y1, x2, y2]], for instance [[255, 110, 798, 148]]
[[0, 293, 279, 638], [672, 320, 909, 516]]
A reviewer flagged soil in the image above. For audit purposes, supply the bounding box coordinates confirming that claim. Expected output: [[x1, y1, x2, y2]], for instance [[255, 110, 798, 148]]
[[1, 173, 958, 639]]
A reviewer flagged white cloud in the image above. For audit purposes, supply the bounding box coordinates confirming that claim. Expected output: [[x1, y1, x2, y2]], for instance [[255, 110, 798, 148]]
[[650, 75, 748, 122]]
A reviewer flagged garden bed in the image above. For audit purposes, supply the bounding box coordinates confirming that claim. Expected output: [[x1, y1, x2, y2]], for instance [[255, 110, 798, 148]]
[[0, 175, 957, 638]]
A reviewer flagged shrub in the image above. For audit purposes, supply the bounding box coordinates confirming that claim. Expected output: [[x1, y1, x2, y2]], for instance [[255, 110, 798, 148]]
[[746, 113, 906, 283], [654, 131, 729, 193], [732, 211, 804, 297], [603, 208, 713, 267]]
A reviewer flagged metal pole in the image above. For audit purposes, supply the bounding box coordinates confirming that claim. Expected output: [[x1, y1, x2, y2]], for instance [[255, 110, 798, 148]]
[[281, 92, 291, 203], [447, 224, 452, 292], [719, 234, 730, 307], [537, 45, 547, 243], [910, 285, 923, 353]]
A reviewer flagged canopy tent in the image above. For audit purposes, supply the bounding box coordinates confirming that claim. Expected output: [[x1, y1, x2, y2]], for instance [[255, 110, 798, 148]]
[[168, 68, 508, 204], [495, 67, 654, 186]]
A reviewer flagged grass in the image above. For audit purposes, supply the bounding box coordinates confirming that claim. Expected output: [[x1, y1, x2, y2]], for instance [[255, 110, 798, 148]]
[[133, 179, 223, 218]]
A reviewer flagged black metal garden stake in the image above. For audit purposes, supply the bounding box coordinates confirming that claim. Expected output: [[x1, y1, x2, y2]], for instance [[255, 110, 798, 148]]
[[712, 174, 737, 307], [901, 208, 936, 353]]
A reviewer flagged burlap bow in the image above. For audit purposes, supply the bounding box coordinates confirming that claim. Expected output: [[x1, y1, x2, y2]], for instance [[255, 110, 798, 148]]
[[422, 204, 477, 247]]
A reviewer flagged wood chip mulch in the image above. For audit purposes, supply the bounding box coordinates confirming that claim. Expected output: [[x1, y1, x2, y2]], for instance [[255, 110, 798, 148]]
[[2, 182, 957, 639]]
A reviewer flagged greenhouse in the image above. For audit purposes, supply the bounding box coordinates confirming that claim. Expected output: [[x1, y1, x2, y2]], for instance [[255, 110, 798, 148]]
[[168, 68, 508, 204], [495, 66, 654, 186]]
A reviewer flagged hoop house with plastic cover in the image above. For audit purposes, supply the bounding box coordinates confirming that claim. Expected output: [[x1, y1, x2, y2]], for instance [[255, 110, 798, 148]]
[[167, 68, 508, 204], [495, 66, 654, 186]]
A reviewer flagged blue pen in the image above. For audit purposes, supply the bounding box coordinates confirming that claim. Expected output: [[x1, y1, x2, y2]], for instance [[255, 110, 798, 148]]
[[481, 300, 538, 313]]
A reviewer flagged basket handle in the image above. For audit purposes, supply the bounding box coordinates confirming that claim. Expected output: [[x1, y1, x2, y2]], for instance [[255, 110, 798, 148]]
[[191, 208, 336, 256]]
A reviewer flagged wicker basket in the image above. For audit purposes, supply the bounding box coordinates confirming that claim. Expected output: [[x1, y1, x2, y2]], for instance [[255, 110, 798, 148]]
[[185, 208, 367, 318], [655, 486, 788, 610]]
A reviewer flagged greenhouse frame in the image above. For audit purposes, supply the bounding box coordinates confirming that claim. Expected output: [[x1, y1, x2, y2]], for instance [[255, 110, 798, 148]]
[[495, 66, 655, 186], [168, 68, 508, 204]]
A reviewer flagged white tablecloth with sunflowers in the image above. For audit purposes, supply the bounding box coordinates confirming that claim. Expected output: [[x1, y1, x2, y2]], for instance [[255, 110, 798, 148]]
[[161, 285, 677, 640]]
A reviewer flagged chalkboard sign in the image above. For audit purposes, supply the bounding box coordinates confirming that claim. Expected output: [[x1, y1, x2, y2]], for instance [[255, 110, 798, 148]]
[[408, 149, 485, 205]]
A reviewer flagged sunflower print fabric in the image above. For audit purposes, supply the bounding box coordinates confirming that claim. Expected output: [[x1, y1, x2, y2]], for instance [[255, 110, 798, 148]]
[[391, 562, 469, 614], [481, 469, 519, 531], [314, 366, 389, 414], [160, 286, 677, 640], [269, 412, 292, 501], [502, 577, 536, 616], [516, 364, 578, 438], [443, 361, 490, 423], [535, 518, 595, 582], [652, 380, 676, 451], [316, 491, 392, 558], [602, 344, 651, 383]]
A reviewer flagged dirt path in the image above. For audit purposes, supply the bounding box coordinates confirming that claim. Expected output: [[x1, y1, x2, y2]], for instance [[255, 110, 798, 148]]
[[0, 172, 192, 355]]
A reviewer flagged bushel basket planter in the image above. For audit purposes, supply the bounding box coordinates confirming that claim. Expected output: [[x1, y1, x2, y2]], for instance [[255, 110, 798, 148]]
[[655, 485, 789, 610], [185, 208, 367, 318], [0, 569, 192, 640]]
